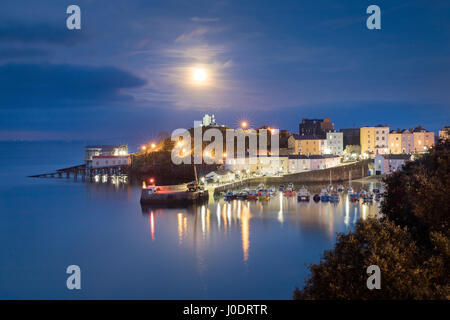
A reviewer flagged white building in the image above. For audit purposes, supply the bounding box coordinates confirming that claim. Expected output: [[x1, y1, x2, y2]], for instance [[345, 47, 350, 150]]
[[326, 132, 343, 155], [374, 125, 389, 155], [374, 154, 412, 175], [226, 154, 341, 175], [202, 114, 216, 127], [91, 155, 131, 168]]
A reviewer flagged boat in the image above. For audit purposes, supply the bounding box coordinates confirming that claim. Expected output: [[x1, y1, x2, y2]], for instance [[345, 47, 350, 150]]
[[236, 191, 248, 200], [269, 186, 277, 195], [363, 192, 374, 203], [224, 191, 235, 200], [372, 188, 380, 194], [359, 189, 367, 198], [279, 184, 285, 191], [297, 186, 310, 202], [327, 171, 333, 192], [283, 187, 296, 197], [313, 194, 321, 202], [349, 193, 359, 202], [258, 189, 270, 201], [329, 192, 339, 203], [287, 183, 294, 189], [256, 184, 265, 192], [337, 184, 344, 192], [247, 190, 258, 200], [320, 188, 329, 202], [346, 171, 353, 193]]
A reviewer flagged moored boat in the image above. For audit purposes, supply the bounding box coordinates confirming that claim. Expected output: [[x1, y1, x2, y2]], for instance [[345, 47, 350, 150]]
[[247, 189, 258, 200], [337, 184, 344, 192], [297, 186, 310, 202], [329, 192, 339, 203], [283, 187, 296, 197], [224, 191, 235, 200], [313, 194, 321, 202], [320, 188, 329, 202], [258, 189, 270, 201]]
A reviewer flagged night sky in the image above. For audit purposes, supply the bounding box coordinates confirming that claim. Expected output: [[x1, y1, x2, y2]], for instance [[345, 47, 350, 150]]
[[0, 0, 449, 144]]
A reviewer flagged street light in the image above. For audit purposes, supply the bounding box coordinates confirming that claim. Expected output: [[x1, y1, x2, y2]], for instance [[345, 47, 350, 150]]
[[241, 121, 248, 129], [151, 143, 156, 149], [141, 145, 147, 151]]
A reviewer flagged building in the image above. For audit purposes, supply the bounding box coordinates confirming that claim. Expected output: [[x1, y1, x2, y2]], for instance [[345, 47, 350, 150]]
[[201, 114, 217, 127], [388, 130, 402, 154], [326, 131, 343, 155], [85, 145, 128, 167], [288, 134, 328, 155], [298, 118, 334, 136], [339, 128, 360, 147], [360, 125, 389, 156], [400, 129, 414, 154], [412, 126, 435, 153], [289, 155, 340, 172], [374, 154, 412, 175], [226, 154, 340, 175], [91, 155, 131, 168], [438, 126, 450, 141]]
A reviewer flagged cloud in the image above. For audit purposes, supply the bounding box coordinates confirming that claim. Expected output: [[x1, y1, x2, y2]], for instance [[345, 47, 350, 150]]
[[0, 63, 147, 109], [0, 22, 85, 45], [190, 17, 220, 23], [0, 47, 49, 61], [175, 26, 226, 43]]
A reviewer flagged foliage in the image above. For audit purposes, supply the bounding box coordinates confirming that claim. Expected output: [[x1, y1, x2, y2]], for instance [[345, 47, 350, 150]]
[[343, 145, 361, 155], [294, 141, 450, 300]]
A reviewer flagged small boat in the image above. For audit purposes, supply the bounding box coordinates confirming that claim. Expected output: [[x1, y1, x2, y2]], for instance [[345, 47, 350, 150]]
[[297, 186, 310, 202], [349, 192, 359, 202], [327, 172, 333, 192], [247, 190, 258, 200], [257, 183, 265, 192], [313, 194, 321, 202], [337, 185, 344, 192], [224, 191, 235, 200], [320, 188, 329, 202], [236, 191, 248, 200], [363, 192, 374, 202], [329, 192, 339, 203], [372, 188, 380, 194], [279, 185, 285, 191], [359, 189, 368, 198], [347, 171, 353, 194], [283, 188, 296, 197], [269, 186, 277, 195], [258, 189, 270, 201]]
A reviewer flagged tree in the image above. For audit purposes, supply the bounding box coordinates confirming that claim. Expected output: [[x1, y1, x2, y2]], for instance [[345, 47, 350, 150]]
[[294, 141, 450, 300]]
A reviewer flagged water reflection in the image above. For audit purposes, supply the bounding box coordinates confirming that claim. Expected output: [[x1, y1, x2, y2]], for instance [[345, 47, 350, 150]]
[[141, 181, 381, 266]]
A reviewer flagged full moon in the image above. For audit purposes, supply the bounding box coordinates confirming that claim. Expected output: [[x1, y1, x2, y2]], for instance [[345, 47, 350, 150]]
[[193, 68, 207, 83]]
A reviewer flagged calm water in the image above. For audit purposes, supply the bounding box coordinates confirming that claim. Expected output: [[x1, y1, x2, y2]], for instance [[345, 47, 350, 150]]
[[0, 142, 380, 299]]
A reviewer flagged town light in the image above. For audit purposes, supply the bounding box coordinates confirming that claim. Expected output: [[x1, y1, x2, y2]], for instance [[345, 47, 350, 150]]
[[177, 141, 183, 147], [241, 121, 248, 129], [149, 178, 155, 185], [141, 145, 147, 151], [151, 143, 156, 149]]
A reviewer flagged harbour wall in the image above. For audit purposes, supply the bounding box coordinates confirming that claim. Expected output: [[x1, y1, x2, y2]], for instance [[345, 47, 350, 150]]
[[212, 160, 370, 194]]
